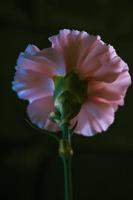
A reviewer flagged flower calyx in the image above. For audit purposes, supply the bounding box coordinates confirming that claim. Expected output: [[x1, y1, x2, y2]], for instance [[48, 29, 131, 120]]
[[50, 71, 87, 125]]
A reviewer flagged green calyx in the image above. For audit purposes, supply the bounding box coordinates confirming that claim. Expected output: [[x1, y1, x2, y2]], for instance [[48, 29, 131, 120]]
[[50, 71, 87, 125]]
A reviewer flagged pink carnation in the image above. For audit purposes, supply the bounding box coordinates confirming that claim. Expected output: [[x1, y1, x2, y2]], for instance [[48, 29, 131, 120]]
[[12, 29, 131, 136]]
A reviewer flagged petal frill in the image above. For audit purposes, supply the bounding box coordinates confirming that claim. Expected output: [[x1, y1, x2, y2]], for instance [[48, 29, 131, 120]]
[[49, 29, 89, 72], [27, 95, 60, 131], [77, 40, 128, 83], [16, 45, 66, 77], [70, 100, 116, 136], [49, 30, 127, 83], [12, 31, 131, 136], [24, 44, 40, 55], [12, 69, 54, 103], [88, 70, 131, 105]]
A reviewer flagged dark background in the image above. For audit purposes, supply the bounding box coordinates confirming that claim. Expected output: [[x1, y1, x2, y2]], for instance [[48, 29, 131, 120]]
[[1, 0, 133, 199]]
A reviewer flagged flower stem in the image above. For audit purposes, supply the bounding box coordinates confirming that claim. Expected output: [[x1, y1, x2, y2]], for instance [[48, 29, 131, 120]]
[[59, 123, 73, 200], [62, 156, 72, 200]]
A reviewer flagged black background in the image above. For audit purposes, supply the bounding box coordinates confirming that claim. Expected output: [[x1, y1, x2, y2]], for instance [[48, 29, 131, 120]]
[[1, 0, 133, 199]]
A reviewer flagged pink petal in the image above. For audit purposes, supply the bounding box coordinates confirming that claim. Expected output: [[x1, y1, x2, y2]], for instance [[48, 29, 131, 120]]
[[49, 29, 71, 51], [89, 70, 131, 105], [27, 95, 60, 131], [17, 45, 65, 77], [78, 39, 128, 82], [49, 29, 89, 72], [12, 69, 54, 103], [49, 30, 127, 83], [25, 44, 40, 55], [70, 100, 116, 136], [35, 47, 66, 75]]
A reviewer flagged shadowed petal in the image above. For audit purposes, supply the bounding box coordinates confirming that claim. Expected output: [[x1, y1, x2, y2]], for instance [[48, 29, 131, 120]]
[[12, 69, 54, 103], [71, 100, 116, 136], [49, 29, 89, 72], [77, 39, 128, 82], [89, 70, 131, 105], [25, 44, 40, 55], [49, 30, 127, 83], [17, 46, 65, 77], [27, 96, 60, 131], [36, 47, 66, 75]]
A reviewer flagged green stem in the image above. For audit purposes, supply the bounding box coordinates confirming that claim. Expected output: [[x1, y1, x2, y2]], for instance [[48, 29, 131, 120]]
[[59, 123, 73, 200], [62, 156, 72, 200]]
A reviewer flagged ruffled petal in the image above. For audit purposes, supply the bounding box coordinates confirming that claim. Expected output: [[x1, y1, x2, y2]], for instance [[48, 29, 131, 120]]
[[24, 44, 40, 55], [77, 38, 128, 82], [89, 70, 131, 105], [12, 31, 131, 136], [70, 100, 116, 136], [12, 69, 54, 103], [49, 30, 127, 83], [49, 29, 89, 72], [16, 45, 65, 77], [27, 96, 60, 131]]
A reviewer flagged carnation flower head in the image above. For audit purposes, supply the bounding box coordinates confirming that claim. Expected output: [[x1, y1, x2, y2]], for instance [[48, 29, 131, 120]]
[[12, 29, 131, 136]]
